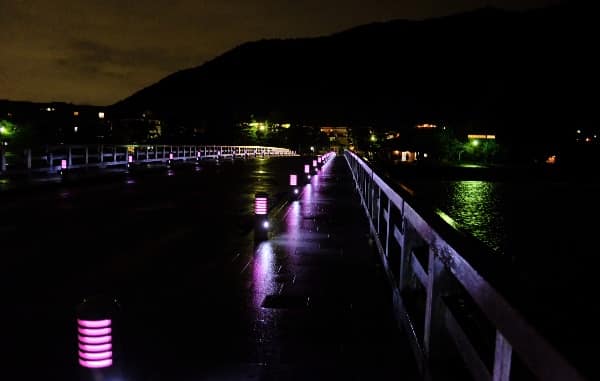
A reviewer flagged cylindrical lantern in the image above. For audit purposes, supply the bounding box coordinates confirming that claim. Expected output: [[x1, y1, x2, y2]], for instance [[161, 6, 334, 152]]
[[169, 152, 174, 160], [76, 296, 121, 380], [61, 160, 67, 169], [78, 319, 113, 368], [255, 193, 268, 215], [254, 193, 269, 241], [304, 164, 310, 174], [128, 155, 133, 164], [289, 174, 300, 199]]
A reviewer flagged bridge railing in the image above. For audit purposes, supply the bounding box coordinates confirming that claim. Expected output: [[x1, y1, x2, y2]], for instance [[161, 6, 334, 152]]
[[344, 150, 586, 381], [0, 144, 296, 173]]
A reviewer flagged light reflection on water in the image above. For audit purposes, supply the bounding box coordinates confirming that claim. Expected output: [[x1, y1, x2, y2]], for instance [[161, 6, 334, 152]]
[[408, 178, 600, 374], [438, 181, 506, 254], [409, 179, 600, 262]]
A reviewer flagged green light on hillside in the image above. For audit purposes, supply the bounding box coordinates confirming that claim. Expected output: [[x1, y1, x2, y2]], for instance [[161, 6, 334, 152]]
[[0, 120, 15, 136]]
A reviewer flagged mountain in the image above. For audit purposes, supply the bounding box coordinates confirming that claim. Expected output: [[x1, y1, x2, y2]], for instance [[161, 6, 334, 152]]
[[112, 3, 596, 145]]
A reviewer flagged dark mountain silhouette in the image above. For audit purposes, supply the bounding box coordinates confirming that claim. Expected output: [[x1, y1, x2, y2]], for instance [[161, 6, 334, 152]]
[[112, 1, 596, 149]]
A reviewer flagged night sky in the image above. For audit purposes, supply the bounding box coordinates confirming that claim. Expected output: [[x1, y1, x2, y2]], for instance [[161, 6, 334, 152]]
[[1, 0, 559, 106]]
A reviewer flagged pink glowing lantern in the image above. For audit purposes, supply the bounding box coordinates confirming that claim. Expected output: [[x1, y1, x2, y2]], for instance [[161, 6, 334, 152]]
[[317, 157, 321, 163], [77, 319, 113, 369], [169, 152, 174, 160], [289, 174, 297, 186], [304, 164, 310, 174], [312, 160, 317, 167], [255, 194, 268, 215], [128, 155, 133, 163], [61, 159, 67, 169]]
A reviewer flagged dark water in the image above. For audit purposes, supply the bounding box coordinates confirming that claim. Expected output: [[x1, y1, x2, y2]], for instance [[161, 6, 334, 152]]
[[404, 177, 599, 379]]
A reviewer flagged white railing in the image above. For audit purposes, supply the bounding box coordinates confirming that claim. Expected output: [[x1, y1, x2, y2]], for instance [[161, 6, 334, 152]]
[[0, 144, 297, 173], [344, 150, 587, 381]]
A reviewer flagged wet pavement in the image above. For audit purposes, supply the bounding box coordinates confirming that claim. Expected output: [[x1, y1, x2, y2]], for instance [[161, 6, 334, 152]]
[[0, 156, 419, 380]]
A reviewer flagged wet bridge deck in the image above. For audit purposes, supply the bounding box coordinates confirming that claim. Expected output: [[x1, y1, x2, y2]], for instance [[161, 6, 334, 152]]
[[0, 155, 419, 381], [242, 156, 419, 380]]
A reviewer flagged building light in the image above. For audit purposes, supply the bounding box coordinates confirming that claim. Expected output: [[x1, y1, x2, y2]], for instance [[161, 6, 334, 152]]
[[468, 134, 495, 140], [74, 126, 78, 133], [416, 123, 437, 129], [98, 112, 105, 119], [289, 174, 297, 186], [73, 111, 79, 116]]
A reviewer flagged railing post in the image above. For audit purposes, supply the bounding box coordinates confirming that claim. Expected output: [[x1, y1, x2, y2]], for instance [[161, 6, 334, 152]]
[[48, 152, 53, 171], [399, 217, 413, 291], [112, 146, 117, 163], [423, 247, 450, 374], [384, 198, 392, 257], [26, 148, 32, 169], [162, 145, 166, 160], [0, 146, 6, 172], [146, 146, 149, 161], [84, 146, 89, 166], [68, 146, 73, 167], [492, 331, 513, 381], [376, 187, 381, 234], [99, 145, 104, 164]]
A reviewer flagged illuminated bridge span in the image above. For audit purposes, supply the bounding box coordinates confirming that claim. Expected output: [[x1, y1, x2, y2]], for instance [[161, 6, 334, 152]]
[[0, 144, 296, 173]]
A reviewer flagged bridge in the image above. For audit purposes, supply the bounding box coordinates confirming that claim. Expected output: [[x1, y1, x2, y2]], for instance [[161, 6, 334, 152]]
[[0, 148, 587, 381], [0, 144, 296, 174]]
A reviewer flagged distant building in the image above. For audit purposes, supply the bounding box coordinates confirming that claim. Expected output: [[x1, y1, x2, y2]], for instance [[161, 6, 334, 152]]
[[320, 126, 350, 151], [117, 111, 163, 143]]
